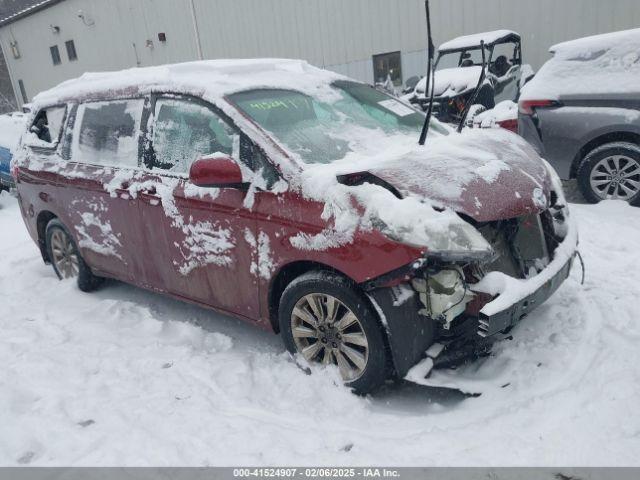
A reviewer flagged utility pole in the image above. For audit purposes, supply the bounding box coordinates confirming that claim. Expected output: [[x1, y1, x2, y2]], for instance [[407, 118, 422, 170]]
[[189, 0, 204, 61]]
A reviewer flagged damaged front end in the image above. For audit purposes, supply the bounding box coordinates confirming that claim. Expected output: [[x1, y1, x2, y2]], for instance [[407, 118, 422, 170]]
[[363, 189, 577, 379]]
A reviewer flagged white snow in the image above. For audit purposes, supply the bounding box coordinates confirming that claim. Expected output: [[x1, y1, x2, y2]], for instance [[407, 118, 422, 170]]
[[72, 198, 124, 260], [521, 28, 640, 101], [473, 100, 518, 128], [415, 66, 483, 97], [33, 59, 346, 113], [1, 192, 639, 465], [0, 113, 27, 153], [439, 30, 519, 51], [245, 229, 275, 280]]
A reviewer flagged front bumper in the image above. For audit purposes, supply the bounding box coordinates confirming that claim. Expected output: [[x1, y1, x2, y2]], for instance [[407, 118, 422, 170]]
[[477, 254, 573, 337], [367, 214, 578, 378]]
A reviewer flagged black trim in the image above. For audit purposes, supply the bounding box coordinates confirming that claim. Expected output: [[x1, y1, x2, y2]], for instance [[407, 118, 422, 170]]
[[367, 286, 434, 378]]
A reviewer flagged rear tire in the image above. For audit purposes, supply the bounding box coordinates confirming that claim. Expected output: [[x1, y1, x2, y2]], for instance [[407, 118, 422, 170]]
[[577, 142, 640, 205], [45, 219, 103, 292], [278, 271, 391, 395]]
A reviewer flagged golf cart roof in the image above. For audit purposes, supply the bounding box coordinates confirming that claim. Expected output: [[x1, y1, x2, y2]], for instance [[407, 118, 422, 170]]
[[439, 30, 520, 52]]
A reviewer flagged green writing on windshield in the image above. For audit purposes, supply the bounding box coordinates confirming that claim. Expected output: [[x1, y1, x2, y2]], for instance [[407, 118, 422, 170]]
[[248, 98, 309, 111]]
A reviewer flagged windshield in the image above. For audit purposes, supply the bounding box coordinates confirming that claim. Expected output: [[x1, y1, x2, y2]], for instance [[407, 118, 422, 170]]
[[228, 81, 448, 164], [436, 48, 488, 70]]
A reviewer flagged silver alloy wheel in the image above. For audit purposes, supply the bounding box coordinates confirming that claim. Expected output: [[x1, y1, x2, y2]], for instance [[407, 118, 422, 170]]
[[590, 155, 640, 200], [50, 229, 80, 279], [290, 293, 369, 382]]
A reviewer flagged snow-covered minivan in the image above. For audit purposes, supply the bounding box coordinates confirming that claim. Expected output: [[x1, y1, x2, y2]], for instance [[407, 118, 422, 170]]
[[14, 60, 577, 394]]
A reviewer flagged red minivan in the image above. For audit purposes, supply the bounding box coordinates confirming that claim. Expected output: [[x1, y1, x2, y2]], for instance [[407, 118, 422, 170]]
[[14, 60, 577, 393]]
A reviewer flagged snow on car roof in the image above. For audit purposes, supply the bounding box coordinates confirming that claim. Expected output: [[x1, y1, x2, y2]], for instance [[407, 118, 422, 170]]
[[439, 30, 519, 52], [521, 28, 640, 101], [33, 58, 347, 108]]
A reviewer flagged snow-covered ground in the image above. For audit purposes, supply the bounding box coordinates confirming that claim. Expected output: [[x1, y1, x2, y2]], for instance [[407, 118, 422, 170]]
[[1, 191, 639, 466]]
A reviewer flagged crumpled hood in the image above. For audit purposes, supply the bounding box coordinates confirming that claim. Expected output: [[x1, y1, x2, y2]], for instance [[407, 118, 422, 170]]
[[361, 129, 552, 222], [416, 66, 483, 98]]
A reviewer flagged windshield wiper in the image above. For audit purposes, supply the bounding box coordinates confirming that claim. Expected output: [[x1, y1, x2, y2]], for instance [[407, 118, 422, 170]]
[[418, 0, 435, 146], [456, 40, 487, 133]]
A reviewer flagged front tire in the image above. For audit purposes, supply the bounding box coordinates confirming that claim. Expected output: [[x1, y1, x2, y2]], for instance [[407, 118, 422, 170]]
[[278, 271, 391, 394], [577, 142, 640, 205], [45, 219, 103, 292]]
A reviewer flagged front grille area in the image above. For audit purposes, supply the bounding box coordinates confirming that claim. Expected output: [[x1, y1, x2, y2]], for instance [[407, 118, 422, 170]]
[[476, 212, 556, 279]]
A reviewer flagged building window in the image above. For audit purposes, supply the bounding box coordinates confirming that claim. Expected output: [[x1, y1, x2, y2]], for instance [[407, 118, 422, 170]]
[[50, 45, 61, 65], [65, 40, 77, 61], [18, 80, 28, 104], [373, 51, 403, 87]]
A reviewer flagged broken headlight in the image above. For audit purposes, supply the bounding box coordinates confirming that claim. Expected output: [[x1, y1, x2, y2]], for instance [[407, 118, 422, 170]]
[[412, 266, 474, 329], [376, 218, 494, 263]]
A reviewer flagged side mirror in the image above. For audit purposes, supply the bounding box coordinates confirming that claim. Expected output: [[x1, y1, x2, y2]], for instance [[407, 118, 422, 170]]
[[189, 155, 246, 188]]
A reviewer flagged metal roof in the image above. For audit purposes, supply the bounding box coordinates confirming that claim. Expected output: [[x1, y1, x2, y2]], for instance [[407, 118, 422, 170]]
[[0, 0, 64, 27]]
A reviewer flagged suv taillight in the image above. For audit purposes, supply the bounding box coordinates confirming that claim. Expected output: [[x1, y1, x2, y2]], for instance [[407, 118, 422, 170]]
[[518, 99, 560, 115]]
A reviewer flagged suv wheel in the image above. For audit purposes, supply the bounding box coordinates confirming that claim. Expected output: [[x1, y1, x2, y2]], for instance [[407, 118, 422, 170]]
[[279, 271, 391, 394], [45, 219, 103, 292], [578, 142, 640, 205]]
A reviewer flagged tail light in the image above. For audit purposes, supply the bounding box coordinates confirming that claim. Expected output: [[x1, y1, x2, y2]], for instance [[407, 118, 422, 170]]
[[518, 99, 561, 115], [496, 118, 518, 133]]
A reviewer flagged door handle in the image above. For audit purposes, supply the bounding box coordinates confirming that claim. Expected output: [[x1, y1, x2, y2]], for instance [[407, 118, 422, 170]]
[[139, 191, 161, 206], [115, 188, 131, 200]]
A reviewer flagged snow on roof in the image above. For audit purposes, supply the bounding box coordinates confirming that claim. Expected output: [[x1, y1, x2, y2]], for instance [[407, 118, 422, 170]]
[[0, 0, 62, 27], [439, 30, 519, 52], [521, 28, 640, 101], [33, 58, 348, 108]]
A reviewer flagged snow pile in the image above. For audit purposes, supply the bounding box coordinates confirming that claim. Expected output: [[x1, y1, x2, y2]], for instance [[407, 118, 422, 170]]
[[33, 59, 346, 111], [0, 113, 27, 153], [521, 28, 640, 101], [415, 66, 483, 98], [1, 196, 639, 465], [473, 100, 517, 128]]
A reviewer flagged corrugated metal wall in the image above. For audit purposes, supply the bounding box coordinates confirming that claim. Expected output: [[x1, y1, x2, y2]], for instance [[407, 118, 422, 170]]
[[2, 0, 640, 106], [430, 0, 640, 71]]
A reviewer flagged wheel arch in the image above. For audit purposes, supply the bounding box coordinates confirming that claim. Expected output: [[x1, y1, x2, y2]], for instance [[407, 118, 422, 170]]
[[570, 130, 640, 179], [268, 260, 353, 333], [36, 210, 58, 263]]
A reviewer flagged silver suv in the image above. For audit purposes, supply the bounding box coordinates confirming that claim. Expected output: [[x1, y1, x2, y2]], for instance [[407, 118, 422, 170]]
[[519, 29, 640, 205]]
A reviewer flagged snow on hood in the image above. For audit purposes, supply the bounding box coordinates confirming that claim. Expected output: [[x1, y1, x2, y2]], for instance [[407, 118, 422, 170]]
[[292, 128, 551, 254], [359, 128, 550, 222], [521, 28, 640, 101], [415, 66, 482, 98]]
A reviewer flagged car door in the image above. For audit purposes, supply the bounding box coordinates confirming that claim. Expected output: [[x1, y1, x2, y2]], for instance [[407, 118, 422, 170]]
[[53, 98, 148, 283], [136, 95, 260, 319]]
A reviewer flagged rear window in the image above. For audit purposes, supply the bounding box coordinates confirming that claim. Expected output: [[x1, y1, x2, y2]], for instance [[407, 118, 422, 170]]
[[71, 99, 144, 167]]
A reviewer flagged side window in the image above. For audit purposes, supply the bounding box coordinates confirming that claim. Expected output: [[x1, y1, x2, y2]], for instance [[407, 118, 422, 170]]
[[491, 42, 519, 76], [151, 98, 236, 173], [71, 99, 144, 167], [28, 105, 67, 147], [239, 135, 280, 189]]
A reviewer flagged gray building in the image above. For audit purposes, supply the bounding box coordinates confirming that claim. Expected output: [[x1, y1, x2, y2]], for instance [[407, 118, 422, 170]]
[[1, 0, 640, 108]]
